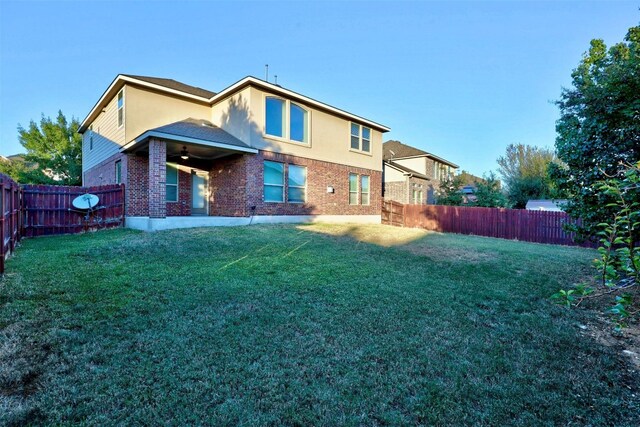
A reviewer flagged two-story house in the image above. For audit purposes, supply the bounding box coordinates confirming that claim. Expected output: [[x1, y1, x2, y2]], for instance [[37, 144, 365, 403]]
[[79, 75, 389, 230], [382, 140, 459, 204]]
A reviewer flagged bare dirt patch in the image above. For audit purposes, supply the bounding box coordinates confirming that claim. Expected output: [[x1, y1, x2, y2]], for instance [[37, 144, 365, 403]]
[[579, 314, 640, 373]]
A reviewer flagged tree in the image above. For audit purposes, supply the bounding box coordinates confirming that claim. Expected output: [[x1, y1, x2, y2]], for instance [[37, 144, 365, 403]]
[[552, 161, 639, 329], [497, 143, 558, 208], [472, 172, 508, 208], [17, 111, 82, 185], [0, 156, 29, 182], [553, 25, 640, 239], [457, 170, 484, 186], [435, 174, 465, 205]]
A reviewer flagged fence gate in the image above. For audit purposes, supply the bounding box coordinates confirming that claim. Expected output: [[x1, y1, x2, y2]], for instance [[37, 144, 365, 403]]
[[382, 200, 405, 227], [0, 174, 22, 274]]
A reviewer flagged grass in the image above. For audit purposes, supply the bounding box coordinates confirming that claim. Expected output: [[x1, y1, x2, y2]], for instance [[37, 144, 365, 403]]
[[1, 224, 639, 426]]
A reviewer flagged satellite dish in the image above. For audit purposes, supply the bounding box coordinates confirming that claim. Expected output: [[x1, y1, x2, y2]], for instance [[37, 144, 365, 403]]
[[72, 193, 99, 210]]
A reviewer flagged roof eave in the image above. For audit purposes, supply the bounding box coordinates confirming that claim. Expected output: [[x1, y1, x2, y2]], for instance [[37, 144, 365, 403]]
[[389, 153, 459, 168], [81, 74, 391, 134], [79, 75, 211, 133], [120, 130, 258, 155], [212, 76, 391, 133]]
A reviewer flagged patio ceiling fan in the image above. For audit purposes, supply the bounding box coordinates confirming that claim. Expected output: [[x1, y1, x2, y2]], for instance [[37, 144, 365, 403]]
[[167, 145, 224, 161]]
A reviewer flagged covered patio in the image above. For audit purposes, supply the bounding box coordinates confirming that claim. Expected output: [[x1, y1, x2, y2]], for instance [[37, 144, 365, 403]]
[[120, 118, 258, 225]]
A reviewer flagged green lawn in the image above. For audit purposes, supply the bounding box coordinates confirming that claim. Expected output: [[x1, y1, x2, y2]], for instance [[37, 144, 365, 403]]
[[1, 224, 638, 425]]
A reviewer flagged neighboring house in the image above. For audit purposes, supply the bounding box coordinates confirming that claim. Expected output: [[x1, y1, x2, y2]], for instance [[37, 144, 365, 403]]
[[382, 140, 459, 204], [79, 74, 389, 230], [461, 185, 477, 204], [0, 154, 63, 182], [525, 199, 567, 212]]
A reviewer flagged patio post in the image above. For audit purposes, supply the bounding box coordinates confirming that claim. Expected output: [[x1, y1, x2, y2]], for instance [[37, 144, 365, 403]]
[[148, 138, 167, 218]]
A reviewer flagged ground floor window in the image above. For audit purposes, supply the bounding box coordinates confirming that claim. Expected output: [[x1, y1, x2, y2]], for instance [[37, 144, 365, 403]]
[[264, 161, 285, 202], [287, 165, 307, 203], [412, 189, 422, 204], [264, 161, 307, 203], [115, 160, 121, 184], [349, 173, 370, 205], [166, 163, 178, 202], [349, 173, 359, 205], [361, 175, 370, 205]]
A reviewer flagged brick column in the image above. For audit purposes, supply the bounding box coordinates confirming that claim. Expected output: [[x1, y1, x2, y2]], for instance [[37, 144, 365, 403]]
[[148, 138, 166, 218]]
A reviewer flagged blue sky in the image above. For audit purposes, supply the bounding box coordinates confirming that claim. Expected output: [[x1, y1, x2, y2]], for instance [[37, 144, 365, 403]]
[[0, 1, 637, 176]]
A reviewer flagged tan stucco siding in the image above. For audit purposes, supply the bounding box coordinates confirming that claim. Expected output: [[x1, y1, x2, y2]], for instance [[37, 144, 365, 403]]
[[124, 85, 210, 142], [82, 89, 125, 173], [210, 87, 256, 145], [210, 86, 382, 171], [383, 165, 406, 182], [393, 157, 427, 176]]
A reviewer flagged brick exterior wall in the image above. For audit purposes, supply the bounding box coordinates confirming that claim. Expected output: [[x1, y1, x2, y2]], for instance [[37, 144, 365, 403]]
[[166, 169, 192, 216], [384, 176, 429, 205], [148, 139, 166, 218], [384, 181, 408, 204], [116, 142, 382, 218], [245, 151, 381, 216], [209, 154, 250, 217], [127, 155, 149, 216], [83, 152, 127, 187]]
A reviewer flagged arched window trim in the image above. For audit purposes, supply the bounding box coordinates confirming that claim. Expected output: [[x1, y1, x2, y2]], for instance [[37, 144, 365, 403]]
[[263, 95, 311, 146]]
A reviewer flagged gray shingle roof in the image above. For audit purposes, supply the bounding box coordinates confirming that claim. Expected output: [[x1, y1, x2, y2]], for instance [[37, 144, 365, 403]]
[[123, 75, 216, 99], [149, 118, 253, 150], [383, 140, 459, 168], [383, 140, 428, 160]]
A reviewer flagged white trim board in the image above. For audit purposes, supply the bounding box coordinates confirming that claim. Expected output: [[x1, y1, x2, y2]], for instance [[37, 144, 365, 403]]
[[125, 215, 382, 231], [120, 130, 258, 154]]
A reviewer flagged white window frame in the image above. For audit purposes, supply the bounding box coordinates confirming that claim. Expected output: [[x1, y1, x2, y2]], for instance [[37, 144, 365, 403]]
[[349, 173, 359, 205], [264, 160, 285, 203], [89, 125, 93, 150], [287, 164, 307, 203], [361, 175, 370, 205], [166, 162, 178, 203], [263, 95, 311, 146], [349, 123, 372, 154], [289, 102, 309, 144], [117, 89, 125, 128], [115, 160, 122, 184], [412, 189, 423, 205]]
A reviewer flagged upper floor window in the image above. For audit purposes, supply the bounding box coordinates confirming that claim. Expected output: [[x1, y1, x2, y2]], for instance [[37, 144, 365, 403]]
[[89, 125, 94, 150], [435, 162, 450, 180], [265, 97, 285, 138], [265, 97, 309, 144], [117, 90, 124, 127], [289, 103, 308, 143], [166, 163, 178, 202], [350, 123, 371, 153]]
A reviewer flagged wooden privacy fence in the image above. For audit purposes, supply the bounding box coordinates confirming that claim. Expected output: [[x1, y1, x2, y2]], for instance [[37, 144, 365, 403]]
[[0, 178, 125, 274], [382, 200, 594, 247], [22, 184, 125, 237], [1, 173, 22, 274]]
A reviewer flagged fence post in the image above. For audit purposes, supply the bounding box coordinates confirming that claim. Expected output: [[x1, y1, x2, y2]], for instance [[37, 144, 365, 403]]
[[121, 183, 126, 228], [0, 178, 5, 274], [402, 202, 406, 227]]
